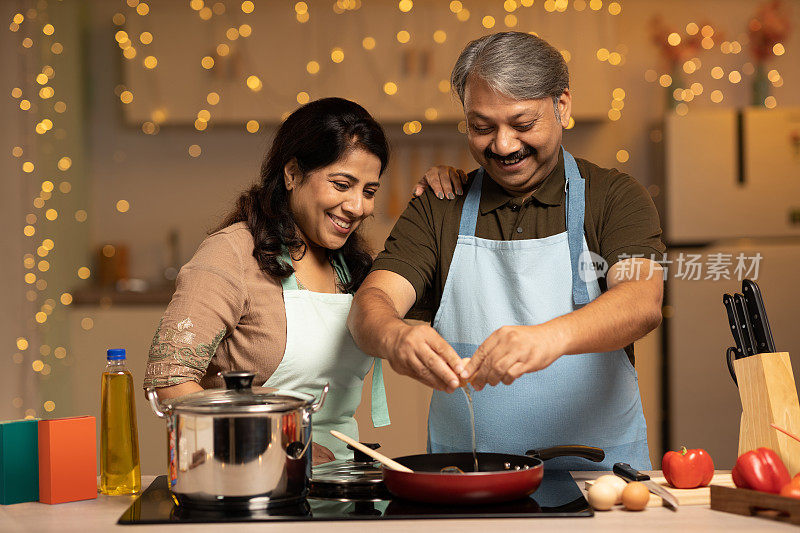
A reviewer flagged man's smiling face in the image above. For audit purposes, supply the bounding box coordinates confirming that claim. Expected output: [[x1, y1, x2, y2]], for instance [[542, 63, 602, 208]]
[[463, 75, 571, 196]]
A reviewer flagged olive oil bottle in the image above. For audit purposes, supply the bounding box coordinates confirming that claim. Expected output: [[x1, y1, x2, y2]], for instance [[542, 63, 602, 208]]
[[100, 348, 141, 495]]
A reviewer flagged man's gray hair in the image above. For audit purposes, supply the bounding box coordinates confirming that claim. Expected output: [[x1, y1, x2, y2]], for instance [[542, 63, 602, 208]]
[[451, 32, 570, 106]]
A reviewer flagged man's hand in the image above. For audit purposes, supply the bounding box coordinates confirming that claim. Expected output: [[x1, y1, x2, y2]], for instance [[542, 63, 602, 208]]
[[462, 324, 564, 390], [349, 272, 464, 393], [386, 321, 464, 393], [312, 443, 336, 465], [462, 257, 663, 390]]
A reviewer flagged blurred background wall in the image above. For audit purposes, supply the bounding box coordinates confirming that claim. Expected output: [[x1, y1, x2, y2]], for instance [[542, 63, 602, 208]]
[[1, 0, 799, 474]]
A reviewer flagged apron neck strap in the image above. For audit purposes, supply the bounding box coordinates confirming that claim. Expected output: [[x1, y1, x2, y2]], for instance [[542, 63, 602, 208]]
[[456, 149, 591, 307], [563, 149, 591, 307], [279, 247, 300, 291], [458, 168, 484, 237], [279, 246, 353, 293], [329, 251, 353, 291]]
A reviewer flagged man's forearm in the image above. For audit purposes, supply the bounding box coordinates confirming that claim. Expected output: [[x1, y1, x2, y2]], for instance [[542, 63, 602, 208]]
[[546, 278, 663, 357], [350, 272, 464, 391], [348, 286, 407, 358]]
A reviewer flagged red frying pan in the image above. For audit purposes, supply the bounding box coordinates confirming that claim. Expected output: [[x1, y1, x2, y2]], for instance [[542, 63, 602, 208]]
[[330, 433, 604, 506], [382, 446, 605, 505]]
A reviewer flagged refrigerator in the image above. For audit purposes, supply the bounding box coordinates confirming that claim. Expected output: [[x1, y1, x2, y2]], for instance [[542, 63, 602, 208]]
[[663, 107, 800, 469]]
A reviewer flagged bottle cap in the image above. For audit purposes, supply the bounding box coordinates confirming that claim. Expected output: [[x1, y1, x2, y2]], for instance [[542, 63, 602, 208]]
[[107, 348, 126, 360]]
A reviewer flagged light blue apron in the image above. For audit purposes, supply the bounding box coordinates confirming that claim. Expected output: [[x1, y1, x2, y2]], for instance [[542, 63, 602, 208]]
[[264, 251, 390, 460], [428, 149, 651, 471]]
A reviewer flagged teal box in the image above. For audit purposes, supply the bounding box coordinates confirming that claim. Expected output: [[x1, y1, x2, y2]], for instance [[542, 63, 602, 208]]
[[0, 419, 39, 504]]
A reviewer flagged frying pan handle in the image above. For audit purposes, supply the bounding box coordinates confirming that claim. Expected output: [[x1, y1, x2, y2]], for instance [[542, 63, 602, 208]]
[[525, 445, 605, 462]]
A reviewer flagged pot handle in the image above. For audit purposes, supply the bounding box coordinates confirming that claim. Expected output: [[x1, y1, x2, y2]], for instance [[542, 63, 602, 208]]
[[310, 383, 329, 413], [525, 445, 605, 463], [286, 438, 314, 460], [145, 388, 168, 419]]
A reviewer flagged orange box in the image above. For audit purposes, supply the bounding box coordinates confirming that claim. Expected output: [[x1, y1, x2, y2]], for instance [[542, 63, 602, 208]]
[[38, 416, 97, 504]]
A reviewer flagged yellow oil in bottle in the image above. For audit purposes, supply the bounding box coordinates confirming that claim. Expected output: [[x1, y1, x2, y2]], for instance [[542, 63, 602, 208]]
[[100, 350, 141, 495]]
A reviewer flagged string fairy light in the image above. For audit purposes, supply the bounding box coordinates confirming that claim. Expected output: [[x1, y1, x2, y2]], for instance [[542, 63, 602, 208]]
[[8, 1, 790, 418], [6, 3, 104, 418]]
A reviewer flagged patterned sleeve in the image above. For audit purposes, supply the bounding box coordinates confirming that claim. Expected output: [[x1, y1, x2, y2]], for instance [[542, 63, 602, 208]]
[[144, 232, 247, 389]]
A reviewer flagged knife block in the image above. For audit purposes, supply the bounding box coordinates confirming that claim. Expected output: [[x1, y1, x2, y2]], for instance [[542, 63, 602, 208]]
[[734, 352, 800, 475]]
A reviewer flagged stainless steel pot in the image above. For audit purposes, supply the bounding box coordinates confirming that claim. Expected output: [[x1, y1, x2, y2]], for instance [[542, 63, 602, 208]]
[[145, 371, 327, 510]]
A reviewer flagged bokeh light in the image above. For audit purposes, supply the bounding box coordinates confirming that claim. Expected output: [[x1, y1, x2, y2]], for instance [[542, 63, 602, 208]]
[[383, 82, 398, 95]]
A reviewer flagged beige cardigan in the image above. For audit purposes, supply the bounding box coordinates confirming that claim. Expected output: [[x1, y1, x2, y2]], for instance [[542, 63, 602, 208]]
[[144, 223, 288, 390]]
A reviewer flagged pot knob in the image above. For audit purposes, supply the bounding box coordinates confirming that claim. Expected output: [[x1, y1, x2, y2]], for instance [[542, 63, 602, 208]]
[[222, 371, 255, 391], [348, 442, 381, 463]]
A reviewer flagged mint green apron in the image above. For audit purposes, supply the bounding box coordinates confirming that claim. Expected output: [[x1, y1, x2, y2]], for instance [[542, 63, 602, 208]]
[[263, 252, 390, 460]]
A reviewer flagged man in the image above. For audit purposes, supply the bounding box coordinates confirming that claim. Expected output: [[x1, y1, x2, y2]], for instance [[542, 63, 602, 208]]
[[348, 32, 664, 470]]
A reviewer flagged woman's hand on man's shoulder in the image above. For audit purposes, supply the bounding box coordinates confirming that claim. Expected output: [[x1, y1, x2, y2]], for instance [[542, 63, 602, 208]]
[[413, 166, 468, 200]]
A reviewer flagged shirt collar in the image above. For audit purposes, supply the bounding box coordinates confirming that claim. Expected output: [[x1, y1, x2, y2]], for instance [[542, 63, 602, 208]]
[[478, 148, 566, 215]]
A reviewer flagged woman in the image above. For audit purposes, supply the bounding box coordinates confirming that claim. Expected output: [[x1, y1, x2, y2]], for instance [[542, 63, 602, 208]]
[[144, 98, 458, 464]]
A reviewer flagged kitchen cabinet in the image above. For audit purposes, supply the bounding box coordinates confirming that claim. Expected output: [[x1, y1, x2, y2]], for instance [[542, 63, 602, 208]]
[[664, 108, 800, 243], [662, 107, 800, 469]]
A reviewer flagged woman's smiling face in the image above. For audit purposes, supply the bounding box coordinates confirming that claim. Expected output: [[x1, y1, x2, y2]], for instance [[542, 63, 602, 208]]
[[286, 146, 381, 250]]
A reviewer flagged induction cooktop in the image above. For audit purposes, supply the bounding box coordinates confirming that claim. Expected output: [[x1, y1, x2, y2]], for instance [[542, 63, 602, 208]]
[[118, 472, 592, 524]]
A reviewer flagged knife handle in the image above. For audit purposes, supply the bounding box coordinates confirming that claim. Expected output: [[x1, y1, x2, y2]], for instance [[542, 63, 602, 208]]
[[733, 293, 757, 356], [722, 293, 745, 357], [613, 462, 650, 482], [742, 279, 776, 353]]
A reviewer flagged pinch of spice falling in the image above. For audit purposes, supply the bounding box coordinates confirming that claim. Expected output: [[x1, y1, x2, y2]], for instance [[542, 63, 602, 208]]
[[462, 385, 479, 472]]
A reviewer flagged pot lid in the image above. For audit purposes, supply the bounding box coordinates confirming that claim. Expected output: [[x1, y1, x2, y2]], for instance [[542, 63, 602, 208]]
[[163, 372, 319, 414], [311, 459, 384, 486], [309, 443, 390, 500], [310, 458, 389, 501]]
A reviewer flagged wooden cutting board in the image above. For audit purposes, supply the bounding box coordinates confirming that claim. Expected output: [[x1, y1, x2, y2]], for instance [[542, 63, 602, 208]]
[[585, 473, 735, 507]]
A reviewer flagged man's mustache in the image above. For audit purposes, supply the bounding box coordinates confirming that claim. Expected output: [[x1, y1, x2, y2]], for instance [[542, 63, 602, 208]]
[[484, 145, 533, 161]]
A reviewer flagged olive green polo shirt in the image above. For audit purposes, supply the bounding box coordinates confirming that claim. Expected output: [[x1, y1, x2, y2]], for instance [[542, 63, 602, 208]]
[[371, 149, 665, 361]]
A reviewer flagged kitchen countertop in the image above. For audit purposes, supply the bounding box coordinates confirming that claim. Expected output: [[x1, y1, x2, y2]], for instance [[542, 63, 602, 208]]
[[1, 472, 796, 532]]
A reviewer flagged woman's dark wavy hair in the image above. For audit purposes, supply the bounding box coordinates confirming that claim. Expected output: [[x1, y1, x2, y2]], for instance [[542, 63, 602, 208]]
[[217, 97, 389, 292]]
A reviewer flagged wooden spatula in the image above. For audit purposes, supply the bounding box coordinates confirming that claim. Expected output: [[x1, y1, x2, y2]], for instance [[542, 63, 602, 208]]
[[329, 430, 414, 473]]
